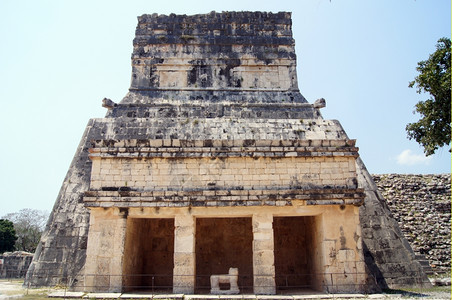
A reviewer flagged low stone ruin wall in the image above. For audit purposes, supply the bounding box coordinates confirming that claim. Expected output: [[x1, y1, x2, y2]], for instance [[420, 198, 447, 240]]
[[0, 251, 34, 278], [373, 174, 451, 274]]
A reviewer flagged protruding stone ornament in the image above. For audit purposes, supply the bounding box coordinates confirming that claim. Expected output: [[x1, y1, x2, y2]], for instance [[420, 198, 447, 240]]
[[314, 98, 326, 109], [102, 98, 116, 109]]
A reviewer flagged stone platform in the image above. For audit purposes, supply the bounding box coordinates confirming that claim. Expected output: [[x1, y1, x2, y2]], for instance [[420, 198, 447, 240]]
[[47, 291, 375, 299]]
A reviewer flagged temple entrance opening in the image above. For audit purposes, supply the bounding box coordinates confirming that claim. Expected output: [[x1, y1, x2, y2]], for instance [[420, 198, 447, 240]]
[[274, 216, 321, 293], [122, 218, 174, 292], [195, 217, 253, 294]]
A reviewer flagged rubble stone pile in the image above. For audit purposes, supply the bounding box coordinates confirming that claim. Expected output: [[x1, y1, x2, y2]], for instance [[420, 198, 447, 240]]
[[373, 174, 451, 273]]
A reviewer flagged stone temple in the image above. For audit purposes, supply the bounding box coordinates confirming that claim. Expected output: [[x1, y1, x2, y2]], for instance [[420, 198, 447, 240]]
[[25, 11, 429, 294]]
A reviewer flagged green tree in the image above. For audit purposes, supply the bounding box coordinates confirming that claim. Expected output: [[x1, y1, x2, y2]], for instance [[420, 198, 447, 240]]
[[0, 219, 17, 253], [406, 37, 451, 156], [3, 209, 48, 253]]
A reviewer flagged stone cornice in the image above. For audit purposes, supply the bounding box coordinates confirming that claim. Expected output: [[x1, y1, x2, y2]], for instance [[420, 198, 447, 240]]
[[83, 187, 365, 208], [88, 139, 359, 159]]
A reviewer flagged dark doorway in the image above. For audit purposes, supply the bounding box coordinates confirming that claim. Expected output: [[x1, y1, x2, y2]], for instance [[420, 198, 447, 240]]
[[273, 216, 318, 292], [195, 217, 253, 293], [122, 218, 174, 292]]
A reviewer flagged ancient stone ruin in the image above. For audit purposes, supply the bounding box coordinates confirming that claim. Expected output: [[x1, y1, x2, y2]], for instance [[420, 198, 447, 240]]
[[0, 251, 33, 279], [25, 11, 429, 294]]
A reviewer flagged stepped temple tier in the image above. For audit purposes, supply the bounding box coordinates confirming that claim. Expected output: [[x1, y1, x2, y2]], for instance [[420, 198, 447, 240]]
[[25, 11, 430, 294]]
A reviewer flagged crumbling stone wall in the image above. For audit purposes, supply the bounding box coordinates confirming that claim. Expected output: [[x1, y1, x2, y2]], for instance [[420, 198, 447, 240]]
[[0, 251, 33, 278], [373, 174, 451, 274]]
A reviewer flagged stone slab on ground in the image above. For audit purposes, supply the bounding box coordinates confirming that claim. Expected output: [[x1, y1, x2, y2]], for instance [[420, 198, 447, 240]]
[[219, 295, 248, 299], [293, 296, 332, 299], [240, 295, 258, 300], [152, 294, 184, 300], [257, 296, 294, 300], [185, 295, 220, 300], [84, 292, 122, 299], [292, 295, 365, 299], [48, 291, 86, 298], [119, 293, 153, 299], [43, 293, 373, 300]]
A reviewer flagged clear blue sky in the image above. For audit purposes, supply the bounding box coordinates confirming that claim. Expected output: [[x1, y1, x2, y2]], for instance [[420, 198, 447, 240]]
[[0, 0, 450, 215]]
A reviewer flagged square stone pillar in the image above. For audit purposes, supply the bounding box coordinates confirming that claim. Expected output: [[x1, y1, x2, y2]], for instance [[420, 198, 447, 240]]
[[320, 207, 366, 293], [252, 213, 276, 295], [173, 214, 196, 294], [84, 208, 127, 292]]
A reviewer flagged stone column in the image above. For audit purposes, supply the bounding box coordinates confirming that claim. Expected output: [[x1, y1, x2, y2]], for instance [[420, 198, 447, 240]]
[[173, 214, 196, 294], [252, 213, 276, 295]]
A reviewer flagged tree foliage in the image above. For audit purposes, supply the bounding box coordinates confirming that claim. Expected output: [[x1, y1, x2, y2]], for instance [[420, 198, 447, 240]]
[[406, 37, 451, 156], [2, 209, 48, 253], [0, 219, 18, 253]]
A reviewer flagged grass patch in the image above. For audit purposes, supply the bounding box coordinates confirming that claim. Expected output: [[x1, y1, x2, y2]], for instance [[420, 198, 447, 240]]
[[382, 285, 451, 298], [0, 279, 65, 299], [400, 285, 451, 293], [15, 294, 56, 300]]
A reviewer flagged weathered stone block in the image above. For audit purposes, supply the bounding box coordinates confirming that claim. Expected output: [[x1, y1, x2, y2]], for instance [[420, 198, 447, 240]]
[[253, 250, 274, 266], [253, 276, 276, 295], [173, 253, 195, 268]]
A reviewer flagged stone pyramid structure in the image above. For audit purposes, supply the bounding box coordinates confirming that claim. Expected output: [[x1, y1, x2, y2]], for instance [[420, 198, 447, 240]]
[[25, 11, 429, 294]]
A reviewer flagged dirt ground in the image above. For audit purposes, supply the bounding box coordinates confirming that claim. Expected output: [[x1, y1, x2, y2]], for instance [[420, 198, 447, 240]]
[[0, 279, 54, 299]]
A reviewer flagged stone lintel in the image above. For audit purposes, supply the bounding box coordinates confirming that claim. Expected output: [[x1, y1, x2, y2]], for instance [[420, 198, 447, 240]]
[[83, 188, 365, 208]]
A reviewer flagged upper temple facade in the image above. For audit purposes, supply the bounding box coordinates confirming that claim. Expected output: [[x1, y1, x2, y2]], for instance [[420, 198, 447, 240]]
[[130, 12, 299, 92], [25, 11, 429, 295]]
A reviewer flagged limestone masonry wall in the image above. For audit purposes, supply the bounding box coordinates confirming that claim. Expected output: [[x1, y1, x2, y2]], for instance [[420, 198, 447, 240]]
[[373, 174, 451, 273], [90, 156, 356, 191]]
